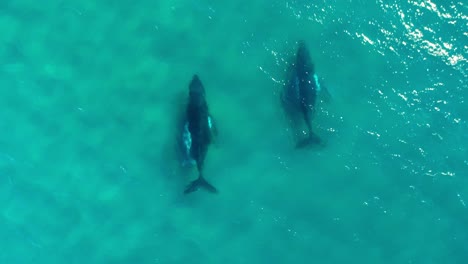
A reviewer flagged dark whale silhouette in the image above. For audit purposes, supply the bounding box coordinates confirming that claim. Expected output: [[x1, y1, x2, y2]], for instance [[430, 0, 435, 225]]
[[281, 41, 325, 148], [181, 75, 218, 194]]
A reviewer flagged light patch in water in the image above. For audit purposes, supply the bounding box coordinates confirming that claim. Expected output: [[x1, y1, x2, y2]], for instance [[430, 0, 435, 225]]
[[448, 54, 464, 66], [398, 93, 408, 101], [411, 0, 454, 19], [441, 171, 455, 177], [360, 33, 375, 45], [258, 65, 282, 84], [457, 194, 466, 208]]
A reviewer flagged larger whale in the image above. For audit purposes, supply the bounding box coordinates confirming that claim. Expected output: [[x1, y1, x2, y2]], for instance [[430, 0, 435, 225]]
[[181, 75, 218, 194]]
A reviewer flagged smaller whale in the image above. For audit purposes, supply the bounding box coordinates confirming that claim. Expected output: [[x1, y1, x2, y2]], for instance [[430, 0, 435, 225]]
[[181, 75, 218, 194], [281, 41, 326, 148]]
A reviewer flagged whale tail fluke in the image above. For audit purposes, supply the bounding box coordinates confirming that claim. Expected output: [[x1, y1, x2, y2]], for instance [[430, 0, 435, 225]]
[[184, 175, 218, 194], [296, 132, 322, 149]]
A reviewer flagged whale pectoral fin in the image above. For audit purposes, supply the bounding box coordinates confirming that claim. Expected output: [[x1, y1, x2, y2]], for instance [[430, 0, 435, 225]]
[[318, 78, 332, 103], [208, 115, 218, 136], [207, 115, 219, 146]]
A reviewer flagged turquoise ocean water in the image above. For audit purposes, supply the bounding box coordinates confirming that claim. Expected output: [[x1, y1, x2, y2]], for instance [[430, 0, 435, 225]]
[[1, 0, 467, 263]]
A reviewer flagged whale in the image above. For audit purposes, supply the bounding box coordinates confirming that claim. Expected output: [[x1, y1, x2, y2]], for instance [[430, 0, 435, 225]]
[[281, 41, 327, 148], [180, 75, 218, 194]]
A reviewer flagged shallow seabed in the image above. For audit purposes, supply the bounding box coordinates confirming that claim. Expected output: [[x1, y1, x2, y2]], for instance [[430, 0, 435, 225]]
[[0, 0, 467, 263]]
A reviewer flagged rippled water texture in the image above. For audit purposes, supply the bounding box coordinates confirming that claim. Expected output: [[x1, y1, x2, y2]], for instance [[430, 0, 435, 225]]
[[0, 0, 467, 263]]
